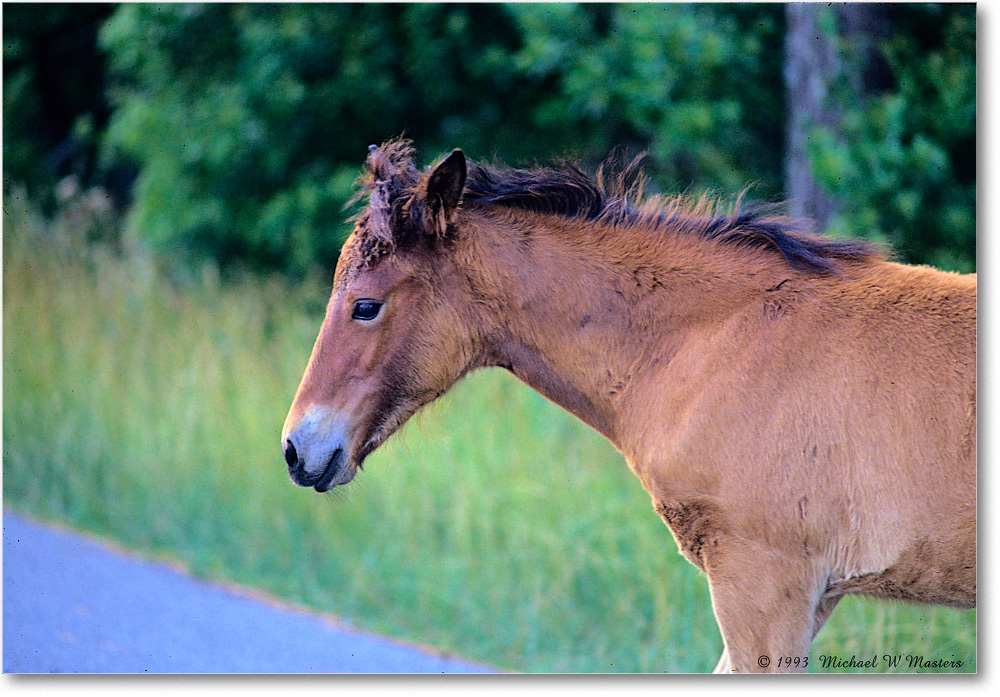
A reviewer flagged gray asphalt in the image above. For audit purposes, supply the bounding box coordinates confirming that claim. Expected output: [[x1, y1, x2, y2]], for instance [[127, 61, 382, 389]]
[[2, 510, 494, 673]]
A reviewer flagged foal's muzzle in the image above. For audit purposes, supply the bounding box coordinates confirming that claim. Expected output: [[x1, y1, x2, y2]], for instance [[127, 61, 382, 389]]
[[284, 438, 345, 492], [281, 406, 355, 492]]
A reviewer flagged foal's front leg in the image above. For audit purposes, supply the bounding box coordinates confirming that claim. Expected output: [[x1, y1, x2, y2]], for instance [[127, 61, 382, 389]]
[[712, 593, 839, 673], [704, 537, 827, 673], [712, 647, 732, 673]]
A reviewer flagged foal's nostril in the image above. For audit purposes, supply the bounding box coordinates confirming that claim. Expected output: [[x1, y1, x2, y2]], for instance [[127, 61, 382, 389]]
[[283, 439, 299, 469]]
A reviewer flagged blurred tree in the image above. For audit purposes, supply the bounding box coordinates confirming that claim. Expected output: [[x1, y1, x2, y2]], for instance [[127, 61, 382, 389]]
[[785, 4, 843, 231], [3, 3, 117, 208], [6, 3, 974, 274], [98, 3, 786, 275], [508, 3, 785, 193], [100, 3, 548, 273], [786, 3, 975, 271]]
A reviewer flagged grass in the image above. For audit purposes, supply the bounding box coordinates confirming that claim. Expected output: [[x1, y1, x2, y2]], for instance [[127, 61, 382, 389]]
[[2, 193, 976, 673]]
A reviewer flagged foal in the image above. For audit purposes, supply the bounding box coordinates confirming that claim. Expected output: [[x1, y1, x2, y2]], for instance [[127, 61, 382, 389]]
[[282, 140, 976, 672]]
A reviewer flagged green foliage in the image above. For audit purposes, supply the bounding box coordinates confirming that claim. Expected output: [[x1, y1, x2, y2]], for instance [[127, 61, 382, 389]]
[[510, 4, 785, 193], [809, 5, 975, 271], [2, 4, 114, 207], [6, 4, 975, 273], [97, 3, 786, 275], [99, 4, 539, 274]]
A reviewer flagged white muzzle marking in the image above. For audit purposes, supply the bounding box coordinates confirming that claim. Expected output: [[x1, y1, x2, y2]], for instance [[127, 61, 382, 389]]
[[282, 405, 352, 489]]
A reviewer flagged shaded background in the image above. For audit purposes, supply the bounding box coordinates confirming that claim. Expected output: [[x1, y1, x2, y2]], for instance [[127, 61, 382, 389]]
[[4, 3, 975, 274], [2, 3, 978, 674]]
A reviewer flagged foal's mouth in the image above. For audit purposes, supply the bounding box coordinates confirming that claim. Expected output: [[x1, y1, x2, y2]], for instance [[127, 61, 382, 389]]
[[313, 448, 346, 492], [289, 447, 354, 492]]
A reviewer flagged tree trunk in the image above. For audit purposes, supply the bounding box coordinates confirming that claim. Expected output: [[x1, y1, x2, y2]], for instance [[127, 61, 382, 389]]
[[784, 4, 841, 231], [784, 4, 894, 233]]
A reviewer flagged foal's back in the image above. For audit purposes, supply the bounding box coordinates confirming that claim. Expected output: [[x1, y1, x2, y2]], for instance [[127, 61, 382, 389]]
[[744, 259, 975, 605], [822, 261, 976, 607], [636, 256, 976, 607]]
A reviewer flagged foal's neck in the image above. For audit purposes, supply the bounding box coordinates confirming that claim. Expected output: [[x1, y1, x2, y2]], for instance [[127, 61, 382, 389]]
[[463, 209, 776, 448]]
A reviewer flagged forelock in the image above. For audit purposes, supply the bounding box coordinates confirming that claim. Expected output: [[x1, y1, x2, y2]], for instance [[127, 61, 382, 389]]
[[348, 138, 422, 266], [364, 138, 418, 184]]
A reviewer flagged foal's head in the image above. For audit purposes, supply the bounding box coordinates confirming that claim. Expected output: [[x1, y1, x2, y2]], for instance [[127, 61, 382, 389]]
[[282, 141, 478, 491]]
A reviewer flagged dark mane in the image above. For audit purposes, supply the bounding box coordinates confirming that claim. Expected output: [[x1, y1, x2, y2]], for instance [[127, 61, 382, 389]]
[[462, 161, 880, 274], [360, 139, 882, 274], [464, 162, 606, 220]]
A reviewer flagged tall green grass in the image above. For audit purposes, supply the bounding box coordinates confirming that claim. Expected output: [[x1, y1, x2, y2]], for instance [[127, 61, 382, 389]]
[[2, 195, 975, 672]]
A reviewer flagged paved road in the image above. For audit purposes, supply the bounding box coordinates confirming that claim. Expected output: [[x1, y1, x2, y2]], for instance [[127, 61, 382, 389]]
[[2, 511, 493, 673]]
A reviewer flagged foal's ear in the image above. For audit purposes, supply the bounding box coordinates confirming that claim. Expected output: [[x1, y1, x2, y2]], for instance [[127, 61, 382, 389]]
[[425, 149, 467, 236]]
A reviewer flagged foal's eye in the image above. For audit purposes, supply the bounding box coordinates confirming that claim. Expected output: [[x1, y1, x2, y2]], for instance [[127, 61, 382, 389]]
[[351, 299, 383, 321]]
